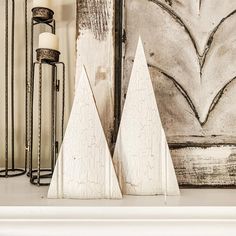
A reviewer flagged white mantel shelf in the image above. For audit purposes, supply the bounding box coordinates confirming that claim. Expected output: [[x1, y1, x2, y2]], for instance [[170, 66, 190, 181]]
[[1, 176, 236, 236]]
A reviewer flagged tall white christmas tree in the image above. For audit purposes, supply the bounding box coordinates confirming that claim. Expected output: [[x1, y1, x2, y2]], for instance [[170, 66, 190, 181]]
[[48, 67, 122, 199], [113, 37, 180, 196]]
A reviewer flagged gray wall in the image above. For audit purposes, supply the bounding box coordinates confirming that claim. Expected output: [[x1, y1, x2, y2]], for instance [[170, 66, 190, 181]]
[[0, 0, 76, 168]]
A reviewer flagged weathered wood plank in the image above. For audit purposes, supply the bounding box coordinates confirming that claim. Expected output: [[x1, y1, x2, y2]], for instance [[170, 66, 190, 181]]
[[76, 0, 115, 145], [77, 0, 110, 41], [48, 67, 122, 199], [172, 147, 236, 186], [113, 38, 179, 195]]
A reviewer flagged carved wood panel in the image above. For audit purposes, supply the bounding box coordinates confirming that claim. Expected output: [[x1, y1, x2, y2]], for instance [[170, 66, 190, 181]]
[[123, 0, 236, 186]]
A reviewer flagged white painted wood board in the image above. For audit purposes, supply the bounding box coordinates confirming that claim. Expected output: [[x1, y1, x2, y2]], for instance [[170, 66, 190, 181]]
[[76, 0, 115, 145], [2, 176, 236, 236]]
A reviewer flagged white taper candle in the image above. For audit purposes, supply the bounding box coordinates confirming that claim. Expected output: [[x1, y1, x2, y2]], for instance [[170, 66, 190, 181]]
[[38, 32, 59, 51]]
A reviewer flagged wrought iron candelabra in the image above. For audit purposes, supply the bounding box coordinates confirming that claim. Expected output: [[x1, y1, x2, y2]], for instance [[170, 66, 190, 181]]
[[26, 6, 65, 186], [0, 0, 27, 177]]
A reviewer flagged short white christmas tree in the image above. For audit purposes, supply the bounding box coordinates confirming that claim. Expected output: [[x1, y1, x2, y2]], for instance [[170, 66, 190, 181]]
[[48, 67, 122, 199]]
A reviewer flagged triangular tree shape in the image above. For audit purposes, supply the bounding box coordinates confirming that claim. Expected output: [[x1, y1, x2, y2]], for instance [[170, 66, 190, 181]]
[[48, 67, 122, 199], [113, 37, 180, 196]]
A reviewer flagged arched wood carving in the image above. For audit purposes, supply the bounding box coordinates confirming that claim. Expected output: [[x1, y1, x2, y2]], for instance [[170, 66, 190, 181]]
[[123, 0, 236, 186]]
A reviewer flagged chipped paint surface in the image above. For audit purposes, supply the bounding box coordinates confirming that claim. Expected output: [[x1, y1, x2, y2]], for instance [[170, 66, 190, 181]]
[[76, 0, 115, 145], [77, 0, 110, 40], [172, 147, 236, 186], [123, 0, 236, 185]]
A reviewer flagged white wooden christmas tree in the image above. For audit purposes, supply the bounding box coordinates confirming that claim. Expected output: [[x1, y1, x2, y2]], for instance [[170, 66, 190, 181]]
[[113, 37, 180, 196], [48, 67, 122, 199]]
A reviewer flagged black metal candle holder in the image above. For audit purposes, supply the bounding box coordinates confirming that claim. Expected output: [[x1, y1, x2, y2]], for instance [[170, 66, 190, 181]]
[[25, 5, 56, 183], [0, 0, 27, 177], [25, 7, 65, 186], [36, 48, 60, 63], [29, 49, 65, 186], [32, 7, 54, 23]]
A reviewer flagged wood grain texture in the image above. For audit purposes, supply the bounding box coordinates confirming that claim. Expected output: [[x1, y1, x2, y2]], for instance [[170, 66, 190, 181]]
[[76, 0, 115, 145], [48, 67, 122, 199], [77, 0, 110, 40], [172, 147, 236, 186], [113, 39, 180, 196], [123, 0, 236, 185]]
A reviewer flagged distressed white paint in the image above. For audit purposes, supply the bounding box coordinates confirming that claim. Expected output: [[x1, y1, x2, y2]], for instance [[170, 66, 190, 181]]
[[172, 147, 236, 186], [113, 38, 180, 196], [76, 0, 115, 144], [48, 67, 122, 199]]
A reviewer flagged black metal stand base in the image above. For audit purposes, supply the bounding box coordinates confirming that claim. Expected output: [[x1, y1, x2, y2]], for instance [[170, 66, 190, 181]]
[[28, 61, 65, 186], [29, 169, 52, 186], [1, 0, 27, 178], [25, 8, 65, 186], [0, 168, 26, 178]]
